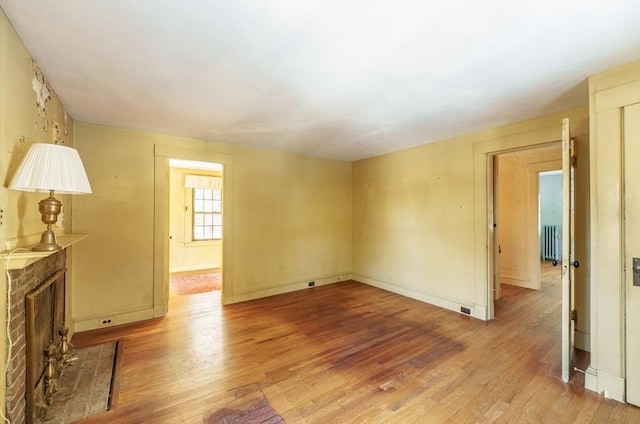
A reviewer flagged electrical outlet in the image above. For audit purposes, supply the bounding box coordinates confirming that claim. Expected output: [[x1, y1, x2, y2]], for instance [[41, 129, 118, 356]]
[[99, 318, 114, 327], [308, 281, 315, 287]]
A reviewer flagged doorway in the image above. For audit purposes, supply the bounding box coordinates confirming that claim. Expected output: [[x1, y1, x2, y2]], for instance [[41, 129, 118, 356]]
[[493, 145, 561, 298], [153, 144, 234, 317], [492, 144, 567, 369], [168, 159, 223, 301], [490, 136, 589, 383]]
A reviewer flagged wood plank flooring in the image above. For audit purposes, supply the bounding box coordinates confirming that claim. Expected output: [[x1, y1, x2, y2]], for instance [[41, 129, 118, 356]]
[[72, 263, 640, 423]]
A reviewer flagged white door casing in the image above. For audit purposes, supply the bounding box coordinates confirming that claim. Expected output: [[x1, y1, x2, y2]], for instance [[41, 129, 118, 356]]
[[624, 103, 640, 407], [561, 118, 576, 383]]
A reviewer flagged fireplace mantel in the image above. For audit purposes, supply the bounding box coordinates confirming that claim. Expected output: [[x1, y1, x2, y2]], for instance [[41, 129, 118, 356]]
[[0, 233, 88, 270]]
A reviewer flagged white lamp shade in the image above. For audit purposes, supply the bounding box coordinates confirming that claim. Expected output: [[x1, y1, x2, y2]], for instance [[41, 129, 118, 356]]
[[8, 143, 92, 194]]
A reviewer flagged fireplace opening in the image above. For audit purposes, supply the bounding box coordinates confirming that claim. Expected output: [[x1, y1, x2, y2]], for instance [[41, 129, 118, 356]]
[[25, 267, 67, 422], [5, 250, 68, 424]]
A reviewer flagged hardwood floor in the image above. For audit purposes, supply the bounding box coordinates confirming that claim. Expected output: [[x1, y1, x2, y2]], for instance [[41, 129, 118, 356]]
[[72, 264, 639, 423]]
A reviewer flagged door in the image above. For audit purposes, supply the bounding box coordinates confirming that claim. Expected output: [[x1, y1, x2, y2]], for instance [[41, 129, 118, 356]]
[[624, 103, 640, 406], [561, 118, 576, 383], [492, 156, 502, 301]]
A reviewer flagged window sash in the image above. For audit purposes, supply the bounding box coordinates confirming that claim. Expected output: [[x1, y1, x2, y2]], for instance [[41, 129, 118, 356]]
[[192, 187, 222, 241]]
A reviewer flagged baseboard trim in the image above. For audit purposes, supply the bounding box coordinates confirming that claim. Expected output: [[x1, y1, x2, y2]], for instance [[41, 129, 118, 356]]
[[584, 366, 626, 403], [229, 273, 352, 303], [352, 274, 484, 320], [73, 307, 155, 333], [153, 303, 167, 318], [585, 366, 598, 393], [169, 263, 220, 273], [501, 276, 537, 290]]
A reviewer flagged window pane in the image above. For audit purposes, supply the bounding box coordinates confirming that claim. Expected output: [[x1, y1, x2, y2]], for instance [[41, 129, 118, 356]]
[[191, 187, 222, 241]]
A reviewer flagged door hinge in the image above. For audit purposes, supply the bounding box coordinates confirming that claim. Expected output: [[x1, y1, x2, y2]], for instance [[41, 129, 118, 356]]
[[571, 309, 577, 322], [571, 155, 577, 168]]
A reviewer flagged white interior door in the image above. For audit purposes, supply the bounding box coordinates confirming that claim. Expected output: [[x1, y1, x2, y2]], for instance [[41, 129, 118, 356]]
[[624, 103, 640, 406], [561, 118, 576, 383]]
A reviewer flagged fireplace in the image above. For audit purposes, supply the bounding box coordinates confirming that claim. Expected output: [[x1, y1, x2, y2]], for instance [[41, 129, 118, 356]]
[[25, 267, 67, 423], [5, 250, 67, 424]]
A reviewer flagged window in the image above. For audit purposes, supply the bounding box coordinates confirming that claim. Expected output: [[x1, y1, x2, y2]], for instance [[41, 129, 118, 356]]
[[193, 188, 222, 240], [184, 174, 222, 242]]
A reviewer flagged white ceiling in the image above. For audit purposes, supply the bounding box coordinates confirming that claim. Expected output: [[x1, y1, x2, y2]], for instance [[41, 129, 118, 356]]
[[2, 1, 639, 161]]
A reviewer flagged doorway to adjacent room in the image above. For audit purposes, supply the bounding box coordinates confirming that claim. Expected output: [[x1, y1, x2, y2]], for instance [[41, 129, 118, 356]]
[[168, 158, 224, 301], [488, 123, 588, 384], [493, 145, 561, 299]]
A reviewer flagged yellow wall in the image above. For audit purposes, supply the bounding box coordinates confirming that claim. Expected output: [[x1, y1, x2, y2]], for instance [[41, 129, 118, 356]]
[[352, 135, 477, 310], [0, 9, 77, 416], [71, 123, 353, 330], [169, 167, 222, 272], [353, 107, 590, 322]]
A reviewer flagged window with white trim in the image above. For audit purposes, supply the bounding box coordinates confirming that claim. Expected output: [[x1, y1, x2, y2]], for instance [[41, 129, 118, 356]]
[[185, 175, 222, 241], [193, 188, 222, 240]]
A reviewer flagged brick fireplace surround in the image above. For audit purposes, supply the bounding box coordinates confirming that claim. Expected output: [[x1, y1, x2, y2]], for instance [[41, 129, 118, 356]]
[[6, 249, 66, 424]]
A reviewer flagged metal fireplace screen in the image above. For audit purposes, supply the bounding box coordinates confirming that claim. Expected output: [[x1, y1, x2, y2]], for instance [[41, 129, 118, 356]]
[[25, 267, 66, 424]]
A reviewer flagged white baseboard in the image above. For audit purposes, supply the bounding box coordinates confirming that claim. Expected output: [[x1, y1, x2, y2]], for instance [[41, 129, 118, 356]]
[[352, 274, 483, 320], [72, 307, 155, 333], [584, 366, 626, 403], [585, 366, 598, 393], [170, 263, 220, 273], [153, 303, 167, 318], [501, 276, 537, 289], [229, 273, 352, 303]]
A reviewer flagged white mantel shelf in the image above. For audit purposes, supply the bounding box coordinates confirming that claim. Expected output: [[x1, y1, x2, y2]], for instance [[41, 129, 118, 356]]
[[1, 234, 89, 270]]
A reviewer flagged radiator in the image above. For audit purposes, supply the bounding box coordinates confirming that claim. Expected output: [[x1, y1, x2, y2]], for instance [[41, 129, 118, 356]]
[[541, 225, 559, 261]]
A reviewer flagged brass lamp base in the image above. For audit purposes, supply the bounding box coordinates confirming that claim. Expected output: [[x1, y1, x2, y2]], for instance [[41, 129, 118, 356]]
[[32, 190, 63, 252], [32, 229, 62, 252]]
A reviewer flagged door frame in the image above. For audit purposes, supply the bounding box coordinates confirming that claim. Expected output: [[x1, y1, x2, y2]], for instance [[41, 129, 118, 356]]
[[623, 103, 640, 406], [167, 162, 223, 276], [585, 61, 639, 402], [481, 141, 560, 319], [481, 132, 576, 382], [492, 150, 561, 294], [153, 144, 234, 316]]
